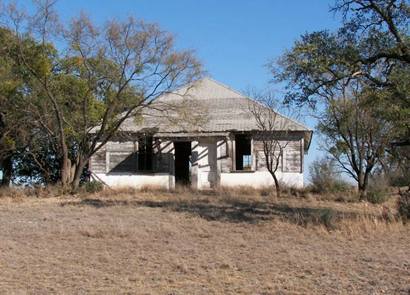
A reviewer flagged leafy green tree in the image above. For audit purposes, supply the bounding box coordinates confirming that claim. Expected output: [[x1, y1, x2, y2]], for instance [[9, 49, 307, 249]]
[[273, 0, 409, 131], [332, 0, 409, 65], [272, 0, 409, 195], [2, 1, 201, 190], [0, 28, 36, 186]]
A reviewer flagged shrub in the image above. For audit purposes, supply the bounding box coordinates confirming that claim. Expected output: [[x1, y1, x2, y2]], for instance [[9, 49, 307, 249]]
[[397, 189, 410, 222], [385, 157, 410, 187], [366, 175, 389, 204], [366, 190, 388, 204], [309, 158, 350, 194], [381, 206, 395, 223], [259, 188, 272, 197], [84, 180, 104, 193], [319, 208, 337, 230], [388, 171, 410, 187]]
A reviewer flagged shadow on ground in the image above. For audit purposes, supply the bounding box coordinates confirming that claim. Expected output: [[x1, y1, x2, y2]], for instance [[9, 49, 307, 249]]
[[61, 197, 363, 228]]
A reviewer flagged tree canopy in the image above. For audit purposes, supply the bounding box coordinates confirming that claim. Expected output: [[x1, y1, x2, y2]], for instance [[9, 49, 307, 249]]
[[272, 0, 409, 195], [0, 0, 202, 189]]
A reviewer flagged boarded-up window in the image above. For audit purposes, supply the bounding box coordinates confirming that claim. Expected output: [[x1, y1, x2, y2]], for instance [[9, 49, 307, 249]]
[[106, 141, 137, 173], [283, 141, 301, 173], [109, 152, 138, 173]]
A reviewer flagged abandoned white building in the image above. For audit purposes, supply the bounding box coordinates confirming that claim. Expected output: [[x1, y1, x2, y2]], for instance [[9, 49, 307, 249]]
[[90, 78, 312, 189]]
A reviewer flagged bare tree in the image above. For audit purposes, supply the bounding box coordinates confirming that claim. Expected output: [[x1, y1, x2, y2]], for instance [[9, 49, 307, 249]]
[[248, 92, 290, 198], [65, 15, 202, 190]]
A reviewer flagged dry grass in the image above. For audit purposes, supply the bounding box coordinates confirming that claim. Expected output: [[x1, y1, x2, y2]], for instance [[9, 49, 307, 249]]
[[0, 187, 409, 294]]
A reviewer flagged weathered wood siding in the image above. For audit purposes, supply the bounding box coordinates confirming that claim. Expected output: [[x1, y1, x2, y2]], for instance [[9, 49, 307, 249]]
[[107, 141, 138, 173], [253, 138, 302, 173], [282, 140, 302, 173], [253, 140, 283, 171], [217, 138, 232, 173], [90, 147, 106, 174], [90, 134, 304, 177], [90, 139, 175, 174]]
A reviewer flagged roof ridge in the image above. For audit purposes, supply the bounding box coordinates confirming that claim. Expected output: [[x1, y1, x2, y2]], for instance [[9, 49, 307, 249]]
[[203, 77, 311, 131], [157, 76, 311, 131], [202, 76, 246, 98], [240, 95, 312, 131]]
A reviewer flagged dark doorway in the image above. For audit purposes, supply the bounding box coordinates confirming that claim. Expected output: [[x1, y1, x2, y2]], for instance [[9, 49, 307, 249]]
[[174, 141, 191, 185], [235, 134, 252, 170]]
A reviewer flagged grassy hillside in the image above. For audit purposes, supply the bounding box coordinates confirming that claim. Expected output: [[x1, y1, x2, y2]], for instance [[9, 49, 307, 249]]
[[0, 188, 408, 294]]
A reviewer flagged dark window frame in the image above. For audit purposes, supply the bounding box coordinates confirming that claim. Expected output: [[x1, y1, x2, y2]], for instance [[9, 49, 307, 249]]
[[138, 136, 153, 171]]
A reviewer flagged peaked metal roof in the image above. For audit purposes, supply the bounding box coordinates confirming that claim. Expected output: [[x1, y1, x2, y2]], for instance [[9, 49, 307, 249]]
[[119, 77, 313, 150]]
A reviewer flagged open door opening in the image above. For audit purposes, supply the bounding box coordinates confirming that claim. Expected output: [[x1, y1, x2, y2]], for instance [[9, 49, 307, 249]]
[[235, 134, 252, 171], [174, 141, 191, 185]]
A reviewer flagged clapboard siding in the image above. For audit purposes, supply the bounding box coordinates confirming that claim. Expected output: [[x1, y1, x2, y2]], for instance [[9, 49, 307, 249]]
[[106, 142, 137, 173], [218, 139, 232, 172], [109, 152, 138, 173], [283, 140, 302, 173], [253, 139, 301, 173], [106, 141, 136, 152], [90, 133, 304, 176], [90, 139, 176, 174], [255, 150, 283, 171], [90, 148, 106, 174], [254, 141, 284, 171]]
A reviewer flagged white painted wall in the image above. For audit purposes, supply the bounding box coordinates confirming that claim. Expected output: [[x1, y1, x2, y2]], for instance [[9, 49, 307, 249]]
[[94, 173, 174, 190], [220, 171, 304, 188], [95, 170, 303, 190], [92, 137, 305, 190], [195, 140, 218, 189]]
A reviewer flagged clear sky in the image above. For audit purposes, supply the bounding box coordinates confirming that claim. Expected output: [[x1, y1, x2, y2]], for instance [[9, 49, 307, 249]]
[[27, 0, 343, 182]]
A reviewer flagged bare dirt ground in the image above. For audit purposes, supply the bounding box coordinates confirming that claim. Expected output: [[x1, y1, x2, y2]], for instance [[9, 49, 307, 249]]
[[0, 190, 409, 294]]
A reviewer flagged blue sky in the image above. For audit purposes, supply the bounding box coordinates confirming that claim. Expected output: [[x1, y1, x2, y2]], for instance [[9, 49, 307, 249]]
[[53, 0, 340, 90], [21, 0, 342, 182]]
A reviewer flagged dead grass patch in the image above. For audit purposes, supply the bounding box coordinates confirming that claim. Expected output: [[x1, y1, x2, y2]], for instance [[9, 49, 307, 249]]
[[0, 188, 408, 294], [60, 187, 404, 232], [0, 185, 64, 199]]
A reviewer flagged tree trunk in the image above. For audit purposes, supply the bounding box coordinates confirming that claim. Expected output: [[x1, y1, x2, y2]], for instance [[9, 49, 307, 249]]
[[60, 141, 70, 188], [0, 156, 12, 187], [358, 181, 367, 200], [358, 185, 367, 200], [358, 170, 370, 200], [271, 172, 280, 198], [71, 157, 87, 192]]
